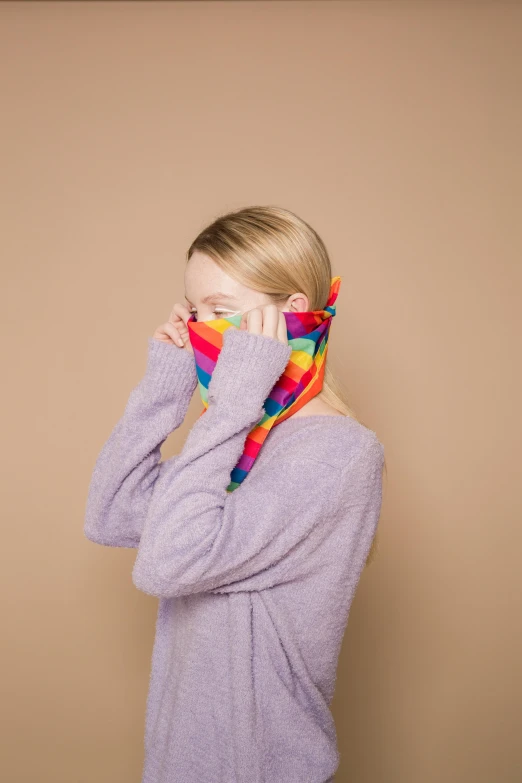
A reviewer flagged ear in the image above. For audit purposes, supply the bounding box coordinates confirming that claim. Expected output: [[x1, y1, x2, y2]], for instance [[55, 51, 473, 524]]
[[285, 293, 310, 313]]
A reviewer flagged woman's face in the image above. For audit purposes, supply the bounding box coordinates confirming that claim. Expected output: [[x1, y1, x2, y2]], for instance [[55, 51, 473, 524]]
[[184, 251, 309, 322]]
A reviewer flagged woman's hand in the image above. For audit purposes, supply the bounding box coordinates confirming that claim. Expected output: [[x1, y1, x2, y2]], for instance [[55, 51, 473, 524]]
[[239, 304, 288, 346], [152, 303, 194, 354]]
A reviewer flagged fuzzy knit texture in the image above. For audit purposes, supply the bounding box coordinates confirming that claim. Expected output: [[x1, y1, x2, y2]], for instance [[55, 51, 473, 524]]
[[84, 327, 385, 783]]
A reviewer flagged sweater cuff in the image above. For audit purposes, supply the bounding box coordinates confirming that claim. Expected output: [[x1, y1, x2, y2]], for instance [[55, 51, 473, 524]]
[[207, 328, 292, 414], [142, 337, 198, 402]]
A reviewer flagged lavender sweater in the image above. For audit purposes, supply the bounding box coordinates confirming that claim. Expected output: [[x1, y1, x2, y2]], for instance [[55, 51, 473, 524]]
[[84, 327, 385, 783]]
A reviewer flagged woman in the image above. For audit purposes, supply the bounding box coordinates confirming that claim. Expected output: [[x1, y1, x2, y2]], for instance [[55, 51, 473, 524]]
[[84, 205, 385, 783]]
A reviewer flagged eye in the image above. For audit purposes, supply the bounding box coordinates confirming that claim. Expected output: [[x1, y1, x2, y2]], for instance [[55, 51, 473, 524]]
[[189, 308, 236, 321]]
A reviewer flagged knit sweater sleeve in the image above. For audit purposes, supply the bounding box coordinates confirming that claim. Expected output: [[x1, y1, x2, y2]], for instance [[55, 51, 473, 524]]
[[130, 328, 384, 598], [83, 337, 197, 548]]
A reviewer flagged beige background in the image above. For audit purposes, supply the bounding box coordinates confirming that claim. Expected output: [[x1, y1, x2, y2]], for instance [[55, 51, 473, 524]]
[[2, 1, 521, 781]]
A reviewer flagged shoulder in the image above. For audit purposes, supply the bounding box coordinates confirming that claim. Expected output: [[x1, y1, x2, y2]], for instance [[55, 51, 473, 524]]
[[264, 416, 384, 475]]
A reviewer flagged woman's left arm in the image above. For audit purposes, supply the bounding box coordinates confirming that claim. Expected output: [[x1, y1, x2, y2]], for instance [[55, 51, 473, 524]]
[[131, 328, 385, 598]]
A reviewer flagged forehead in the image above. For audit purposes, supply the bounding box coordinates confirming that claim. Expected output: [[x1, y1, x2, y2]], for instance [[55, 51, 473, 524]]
[[185, 290, 240, 305], [184, 252, 245, 303]]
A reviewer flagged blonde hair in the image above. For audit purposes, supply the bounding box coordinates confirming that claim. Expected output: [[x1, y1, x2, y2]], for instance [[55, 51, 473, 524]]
[[186, 205, 384, 567]]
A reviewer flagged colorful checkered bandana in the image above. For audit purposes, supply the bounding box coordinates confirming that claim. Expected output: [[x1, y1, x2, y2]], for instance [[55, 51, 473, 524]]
[[186, 276, 341, 491]]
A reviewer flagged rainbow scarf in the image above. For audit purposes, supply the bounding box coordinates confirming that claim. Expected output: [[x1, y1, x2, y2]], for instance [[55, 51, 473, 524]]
[[186, 276, 341, 491]]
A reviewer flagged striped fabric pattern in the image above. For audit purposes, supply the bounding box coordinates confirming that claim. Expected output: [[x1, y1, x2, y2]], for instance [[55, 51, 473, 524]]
[[186, 276, 342, 491]]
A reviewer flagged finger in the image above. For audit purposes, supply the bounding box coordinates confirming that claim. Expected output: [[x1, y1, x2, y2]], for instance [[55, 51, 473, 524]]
[[172, 321, 194, 353], [246, 307, 263, 335], [260, 304, 280, 339], [177, 323, 189, 341], [277, 310, 288, 345], [168, 302, 191, 325], [162, 322, 184, 347], [177, 303, 193, 326]]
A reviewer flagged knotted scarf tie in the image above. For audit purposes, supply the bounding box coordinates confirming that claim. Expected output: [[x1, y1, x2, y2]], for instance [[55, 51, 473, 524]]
[[186, 276, 341, 491]]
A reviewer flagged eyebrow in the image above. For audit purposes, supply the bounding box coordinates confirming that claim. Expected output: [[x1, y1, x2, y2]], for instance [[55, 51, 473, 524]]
[[185, 292, 240, 305]]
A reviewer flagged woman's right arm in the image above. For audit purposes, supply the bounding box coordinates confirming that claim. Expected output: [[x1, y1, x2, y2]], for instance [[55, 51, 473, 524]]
[[83, 337, 197, 548]]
